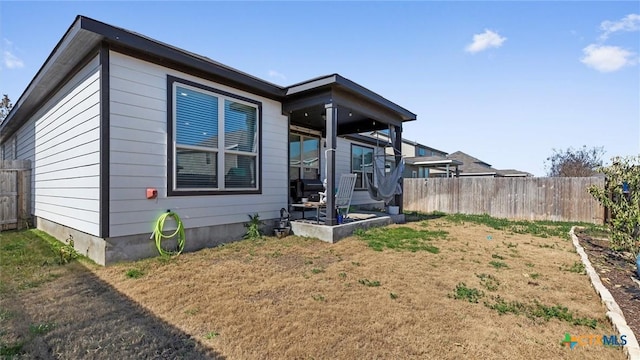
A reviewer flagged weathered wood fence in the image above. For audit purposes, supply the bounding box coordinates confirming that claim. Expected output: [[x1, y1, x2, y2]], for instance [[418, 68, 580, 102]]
[[403, 177, 605, 224], [0, 160, 32, 230]]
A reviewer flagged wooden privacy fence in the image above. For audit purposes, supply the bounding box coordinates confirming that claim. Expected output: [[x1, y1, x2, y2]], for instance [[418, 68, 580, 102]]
[[0, 160, 32, 230], [403, 177, 605, 224]]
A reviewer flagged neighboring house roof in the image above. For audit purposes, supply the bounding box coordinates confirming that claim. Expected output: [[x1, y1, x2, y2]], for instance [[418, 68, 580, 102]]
[[446, 151, 496, 175], [495, 169, 532, 177], [457, 170, 497, 177], [446, 151, 531, 177], [0, 15, 416, 142], [447, 151, 492, 168]]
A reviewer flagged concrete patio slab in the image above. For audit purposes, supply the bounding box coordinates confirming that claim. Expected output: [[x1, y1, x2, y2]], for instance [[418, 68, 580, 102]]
[[290, 213, 405, 243]]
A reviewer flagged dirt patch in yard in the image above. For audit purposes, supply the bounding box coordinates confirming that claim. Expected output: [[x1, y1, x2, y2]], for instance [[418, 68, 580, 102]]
[[575, 228, 640, 337]]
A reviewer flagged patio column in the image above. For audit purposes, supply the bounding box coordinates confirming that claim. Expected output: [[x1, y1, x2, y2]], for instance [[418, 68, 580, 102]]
[[324, 103, 337, 226], [393, 125, 403, 213]]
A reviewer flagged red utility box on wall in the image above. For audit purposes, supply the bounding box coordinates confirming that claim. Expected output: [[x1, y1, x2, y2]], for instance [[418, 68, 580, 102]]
[[146, 188, 158, 199]]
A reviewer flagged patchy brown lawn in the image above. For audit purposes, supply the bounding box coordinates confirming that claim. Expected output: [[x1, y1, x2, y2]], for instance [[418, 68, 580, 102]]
[[2, 217, 628, 359], [87, 217, 624, 359]]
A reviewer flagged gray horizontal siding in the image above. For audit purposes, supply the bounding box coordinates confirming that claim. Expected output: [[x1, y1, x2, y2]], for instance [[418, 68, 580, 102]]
[[15, 56, 102, 236], [317, 137, 383, 207], [108, 51, 289, 237]]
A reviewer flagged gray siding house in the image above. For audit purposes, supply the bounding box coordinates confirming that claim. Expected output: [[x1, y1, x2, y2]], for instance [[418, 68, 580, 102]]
[[0, 16, 416, 265]]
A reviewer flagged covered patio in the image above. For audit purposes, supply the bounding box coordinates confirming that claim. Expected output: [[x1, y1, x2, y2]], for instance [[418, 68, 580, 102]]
[[282, 74, 416, 230]]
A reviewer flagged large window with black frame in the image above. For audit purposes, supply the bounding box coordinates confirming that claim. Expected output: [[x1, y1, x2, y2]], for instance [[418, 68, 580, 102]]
[[170, 79, 260, 192], [351, 144, 374, 190]]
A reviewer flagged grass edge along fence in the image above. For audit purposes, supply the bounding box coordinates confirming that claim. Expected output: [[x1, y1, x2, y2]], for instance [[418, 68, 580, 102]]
[[404, 177, 605, 224]]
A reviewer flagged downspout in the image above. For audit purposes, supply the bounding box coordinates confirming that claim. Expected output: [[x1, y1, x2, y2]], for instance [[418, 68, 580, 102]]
[[99, 42, 110, 239]]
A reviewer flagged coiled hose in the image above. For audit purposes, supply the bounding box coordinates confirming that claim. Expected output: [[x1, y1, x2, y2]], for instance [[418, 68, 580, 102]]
[[153, 211, 185, 257]]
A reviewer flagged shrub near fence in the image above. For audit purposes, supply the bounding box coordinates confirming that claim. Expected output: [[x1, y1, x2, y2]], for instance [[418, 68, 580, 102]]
[[403, 177, 605, 224], [0, 160, 32, 230]]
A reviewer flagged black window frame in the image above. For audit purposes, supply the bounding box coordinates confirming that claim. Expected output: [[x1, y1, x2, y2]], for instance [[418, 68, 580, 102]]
[[351, 143, 374, 191], [167, 75, 262, 196]]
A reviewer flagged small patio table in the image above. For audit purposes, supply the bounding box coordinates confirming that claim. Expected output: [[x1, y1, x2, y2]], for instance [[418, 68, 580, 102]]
[[290, 202, 325, 224]]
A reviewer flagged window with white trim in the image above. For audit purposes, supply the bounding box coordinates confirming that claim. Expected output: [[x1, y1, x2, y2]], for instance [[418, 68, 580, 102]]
[[169, 78, 260, 194], [351, 144, 374, 190]]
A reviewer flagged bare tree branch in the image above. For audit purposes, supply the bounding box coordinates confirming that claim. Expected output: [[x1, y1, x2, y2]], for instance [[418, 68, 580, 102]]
[[545, 146, 604, 177]]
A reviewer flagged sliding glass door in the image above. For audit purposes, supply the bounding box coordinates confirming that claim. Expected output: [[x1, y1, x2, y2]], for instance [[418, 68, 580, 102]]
[[289, 133, 320, 181]]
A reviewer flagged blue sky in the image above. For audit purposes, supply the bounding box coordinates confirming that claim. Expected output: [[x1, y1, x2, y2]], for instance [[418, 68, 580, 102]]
[[1, 1, 638, 176]]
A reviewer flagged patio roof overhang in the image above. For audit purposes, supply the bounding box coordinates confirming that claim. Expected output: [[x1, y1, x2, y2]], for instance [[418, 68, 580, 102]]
[[282, 75, 416, 225], [282, 74, 416, 136]]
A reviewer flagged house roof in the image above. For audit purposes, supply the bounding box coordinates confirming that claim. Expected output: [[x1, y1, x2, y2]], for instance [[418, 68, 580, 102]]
[[447, 151, 492, 168], [495, 169, 532, 177], [0, 15, 416, 142], [446, 151, 532, 177], [286, 75, 416, 122], [457, 172, 498, 177], [446, 151, 497, 175]]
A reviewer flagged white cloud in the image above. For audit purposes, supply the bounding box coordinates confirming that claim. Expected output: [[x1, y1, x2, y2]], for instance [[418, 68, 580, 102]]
[[580, 44, 636, 72], [2, 39, 24, 70], [3, 51, 24, 69], [267, 69, 286, 81], [465, 29, 507, 54], [599, 13, 640, 40]]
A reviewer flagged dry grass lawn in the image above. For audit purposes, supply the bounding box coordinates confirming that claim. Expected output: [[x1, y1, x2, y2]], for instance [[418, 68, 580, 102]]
[[88, 216, 625, 359]]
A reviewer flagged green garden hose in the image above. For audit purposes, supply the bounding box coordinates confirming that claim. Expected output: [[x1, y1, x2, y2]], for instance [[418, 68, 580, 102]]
[[153, 211, 185, 257]]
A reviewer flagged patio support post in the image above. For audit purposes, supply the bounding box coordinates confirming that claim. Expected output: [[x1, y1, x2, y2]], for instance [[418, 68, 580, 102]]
[[324, 103, 338, 226], [393, 125, 403, 212]]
